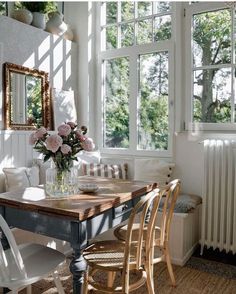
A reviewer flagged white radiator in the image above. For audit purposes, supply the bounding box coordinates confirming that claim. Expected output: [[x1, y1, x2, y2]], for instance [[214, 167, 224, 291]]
[[201, 139, 236, 254]]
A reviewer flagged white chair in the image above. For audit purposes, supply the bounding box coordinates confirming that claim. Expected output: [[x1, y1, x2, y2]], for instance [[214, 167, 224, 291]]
[[0, 214, 66, 294]]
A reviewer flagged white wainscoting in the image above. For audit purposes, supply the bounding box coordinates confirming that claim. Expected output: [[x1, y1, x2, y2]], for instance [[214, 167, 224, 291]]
[[0, 131, 38, 192]]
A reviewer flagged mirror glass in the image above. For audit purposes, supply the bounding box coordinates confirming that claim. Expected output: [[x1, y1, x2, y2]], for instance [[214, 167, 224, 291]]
[[4, 62, 53, 130]]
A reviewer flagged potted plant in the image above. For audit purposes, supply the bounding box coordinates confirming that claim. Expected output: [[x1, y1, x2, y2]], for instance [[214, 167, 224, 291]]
[[11, 2, 33, 25], [21, 2, 57, 29]]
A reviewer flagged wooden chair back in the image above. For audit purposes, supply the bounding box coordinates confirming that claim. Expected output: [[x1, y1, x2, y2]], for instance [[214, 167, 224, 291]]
[[158, 179, 181, 247], [122, 188, 162, 291], [0, 214, 27, 283]]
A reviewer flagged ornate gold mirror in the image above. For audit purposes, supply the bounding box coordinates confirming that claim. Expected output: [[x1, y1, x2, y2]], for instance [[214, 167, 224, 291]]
[[4, 62, 52, 130]]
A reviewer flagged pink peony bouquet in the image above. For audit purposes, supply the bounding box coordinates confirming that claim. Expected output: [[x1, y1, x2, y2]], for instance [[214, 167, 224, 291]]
[[29, 122, 95, 172]]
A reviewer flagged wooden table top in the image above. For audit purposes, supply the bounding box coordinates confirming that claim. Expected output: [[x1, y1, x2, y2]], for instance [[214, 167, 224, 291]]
[[0, 176, 157, 221]]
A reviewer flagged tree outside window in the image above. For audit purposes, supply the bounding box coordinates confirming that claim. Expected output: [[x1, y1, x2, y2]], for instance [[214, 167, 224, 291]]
[[100, 1, 173, 154], [191, 7, 234, 124]]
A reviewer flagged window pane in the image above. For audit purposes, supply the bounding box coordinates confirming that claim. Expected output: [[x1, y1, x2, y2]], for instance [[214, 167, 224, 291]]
[[106, 2, 117, 24], [121, 23, 134, 47], [0, 2, 6, 15], [106, 26, 117, 50], [193, 68, 231, 123], [138, 52, 169, 151], [154, 15, 171, 41], [121, 1, 134, 21], [192, 9, 231, 67], [137, 19, 153, 45], [104, 58, 129, 148], [154, 1, 171, 13], [138, 2, 152, 17]]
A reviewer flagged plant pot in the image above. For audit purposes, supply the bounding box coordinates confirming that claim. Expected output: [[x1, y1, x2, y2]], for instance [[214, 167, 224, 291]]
[[64, 26, 74, 41], [46, 12, 67, 36], [31, 12, 46, 30], [11, 9, 33, 25]]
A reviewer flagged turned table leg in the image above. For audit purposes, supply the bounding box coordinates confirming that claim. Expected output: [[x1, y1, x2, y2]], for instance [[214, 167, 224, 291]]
[[70, 248, 87, 294]]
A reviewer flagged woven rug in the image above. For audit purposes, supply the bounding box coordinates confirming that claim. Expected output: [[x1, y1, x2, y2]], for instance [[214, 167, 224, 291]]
[[16, 256, 236, 294]]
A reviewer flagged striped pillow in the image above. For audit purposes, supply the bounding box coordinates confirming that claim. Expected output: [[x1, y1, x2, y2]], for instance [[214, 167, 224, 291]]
[[82, 163, 128, 180]]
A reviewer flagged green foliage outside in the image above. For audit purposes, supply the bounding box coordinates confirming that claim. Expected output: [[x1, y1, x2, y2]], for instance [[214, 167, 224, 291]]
[[104, 2, 170, 150], [0, 2, 6, 15], [104, 57, 129, 148], [104, 3, 234, 152], [192, 9, 232, 123], [15, 1, 57, 14]]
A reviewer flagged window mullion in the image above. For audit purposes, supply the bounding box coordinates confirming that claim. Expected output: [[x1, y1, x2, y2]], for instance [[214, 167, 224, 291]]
[[129, 55, 138, 152], [231, 6, 235, 123]]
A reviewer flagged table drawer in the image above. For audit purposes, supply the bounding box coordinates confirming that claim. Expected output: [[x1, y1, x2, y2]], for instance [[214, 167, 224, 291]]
[[113, 200, 133, 219]]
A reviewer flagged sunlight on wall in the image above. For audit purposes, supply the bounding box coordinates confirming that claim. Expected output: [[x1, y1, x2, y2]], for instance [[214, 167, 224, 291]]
[[88, 2, 92, 63], [0, 15, 75, 171], [66, 40, 72, 55], [38, 36, 50, 61], [40, 55, 50, 72], [23, 52, 35, 68], [66, 55, 72, 83], [53, 39, 64, 71]]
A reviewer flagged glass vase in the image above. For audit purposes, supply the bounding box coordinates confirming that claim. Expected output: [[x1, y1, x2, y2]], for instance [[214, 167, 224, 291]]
[[45, 163, 78, 197]]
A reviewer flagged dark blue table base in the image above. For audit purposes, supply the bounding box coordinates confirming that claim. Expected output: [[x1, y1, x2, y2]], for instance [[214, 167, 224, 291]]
[[0, 196, 141, 293]]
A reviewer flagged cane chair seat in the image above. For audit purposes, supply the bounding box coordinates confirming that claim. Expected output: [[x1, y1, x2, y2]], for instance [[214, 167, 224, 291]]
[[113, 179, 181, 287], [84, 240, 138, 270], [82, 188, 163, 294]]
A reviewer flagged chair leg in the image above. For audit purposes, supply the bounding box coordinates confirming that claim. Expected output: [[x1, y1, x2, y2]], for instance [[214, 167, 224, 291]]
[[26, 285, 32, 294], [146, 264, 155, 294], [52, 270, 65, 294], [83, 270, 89, 294], [164, 247, 176, 287], [145, 250, 155, 294], [107, 271, 116, 288]]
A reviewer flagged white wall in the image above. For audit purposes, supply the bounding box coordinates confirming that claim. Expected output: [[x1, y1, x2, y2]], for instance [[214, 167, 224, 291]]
[[0, 15, 77, 170], [64, 2, 96, 139]]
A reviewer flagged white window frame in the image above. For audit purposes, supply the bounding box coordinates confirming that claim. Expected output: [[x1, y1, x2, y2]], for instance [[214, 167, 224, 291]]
[[95, 2, 175, 157], [185, 2, 236, 131]]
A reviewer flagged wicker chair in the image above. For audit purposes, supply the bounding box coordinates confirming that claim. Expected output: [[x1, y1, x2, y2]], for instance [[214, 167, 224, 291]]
[[114, 179, 181, 287], [82, 188, 163, 294]]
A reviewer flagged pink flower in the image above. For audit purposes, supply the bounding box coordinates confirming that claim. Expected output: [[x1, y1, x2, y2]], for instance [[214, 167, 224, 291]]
[[81, 137, 95, 151], [46, 134, 63, 153], [35, 127, 47, 139], [29, 132, 38, 145], [67, 122, 76, 129], [61, 144, 72, 154], [75, 130, 86, 141], [58, 124, 71, 136]]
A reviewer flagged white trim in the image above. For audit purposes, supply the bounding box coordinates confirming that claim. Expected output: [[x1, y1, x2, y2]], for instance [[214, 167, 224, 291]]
[[96, 3, 174, 157], [174, 2, 184, 133]]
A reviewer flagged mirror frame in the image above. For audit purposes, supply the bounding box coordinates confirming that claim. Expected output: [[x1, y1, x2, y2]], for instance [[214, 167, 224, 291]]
[[3, 62, 52, 130]]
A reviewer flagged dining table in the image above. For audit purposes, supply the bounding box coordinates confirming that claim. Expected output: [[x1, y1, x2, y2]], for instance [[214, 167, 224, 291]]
[[0, 176, 157, 294]]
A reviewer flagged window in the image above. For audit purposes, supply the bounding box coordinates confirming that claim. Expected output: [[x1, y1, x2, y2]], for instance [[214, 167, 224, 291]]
[[97, 1, 174, 156], [0, 2, 7, 15], [185, 2, 236, 130]]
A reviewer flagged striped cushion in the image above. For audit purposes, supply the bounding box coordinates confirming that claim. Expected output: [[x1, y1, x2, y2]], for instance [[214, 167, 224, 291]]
[[82, 163, 128, 180]]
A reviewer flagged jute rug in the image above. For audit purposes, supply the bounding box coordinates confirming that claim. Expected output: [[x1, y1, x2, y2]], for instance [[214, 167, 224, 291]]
[[17, 257, 236, 294]]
